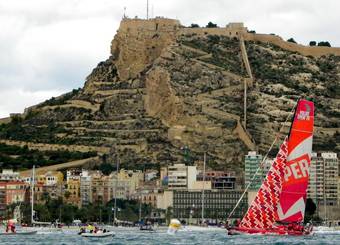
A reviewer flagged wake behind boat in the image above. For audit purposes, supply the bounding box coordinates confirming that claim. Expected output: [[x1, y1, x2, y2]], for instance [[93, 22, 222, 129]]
[[227, 99, 314, 236], [0, 230, 37, 236]]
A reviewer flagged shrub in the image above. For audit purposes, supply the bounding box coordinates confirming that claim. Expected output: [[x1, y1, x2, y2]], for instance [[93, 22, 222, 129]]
[[317, 41, 331, 47], [287, 38, 297, 43], [309, 41, 316, 46], [190, 23, 200, 28], [206, 22, 217, 28]]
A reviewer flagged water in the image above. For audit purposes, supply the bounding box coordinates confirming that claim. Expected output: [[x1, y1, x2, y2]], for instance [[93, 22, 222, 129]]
[[1, 229, 340, 245]]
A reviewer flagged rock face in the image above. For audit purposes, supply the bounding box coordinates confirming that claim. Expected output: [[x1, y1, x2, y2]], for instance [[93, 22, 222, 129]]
[[0, 18, 339, 175]]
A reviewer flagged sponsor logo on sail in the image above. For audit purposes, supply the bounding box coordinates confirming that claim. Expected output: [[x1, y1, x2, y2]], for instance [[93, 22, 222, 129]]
[[297, 104, 311, 120], [284, 159, 309, 182]]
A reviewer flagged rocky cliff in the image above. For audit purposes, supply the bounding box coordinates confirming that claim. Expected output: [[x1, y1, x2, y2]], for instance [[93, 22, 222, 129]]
[[0, 18, 339, 174]]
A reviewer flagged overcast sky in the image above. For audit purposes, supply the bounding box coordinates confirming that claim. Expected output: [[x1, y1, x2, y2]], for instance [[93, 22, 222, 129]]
[[0, 0, 339, 118]]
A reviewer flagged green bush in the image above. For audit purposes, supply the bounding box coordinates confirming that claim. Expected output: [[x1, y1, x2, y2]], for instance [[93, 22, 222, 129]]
[[317, 41, 331, 47], [206, 22, 217, 28], [287, 38, 297, 43], [309, 41, 316, 46]]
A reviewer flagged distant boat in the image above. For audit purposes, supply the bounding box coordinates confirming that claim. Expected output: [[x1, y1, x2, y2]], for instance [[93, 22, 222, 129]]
[[167, 219, 181, 234], [227, 99, 314, 236], [139, 224, 154, 231], [81, 231, 115, 238]]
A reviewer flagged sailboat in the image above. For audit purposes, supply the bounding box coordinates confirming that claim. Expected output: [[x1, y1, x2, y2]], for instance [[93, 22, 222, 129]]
[[227, 99, 314, 235]]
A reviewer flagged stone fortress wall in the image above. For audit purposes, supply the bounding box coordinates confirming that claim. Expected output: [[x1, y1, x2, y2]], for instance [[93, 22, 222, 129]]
[[118, 17, 340, 58]]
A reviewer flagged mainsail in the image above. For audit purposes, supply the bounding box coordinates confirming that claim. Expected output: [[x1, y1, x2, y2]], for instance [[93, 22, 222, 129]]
[[278, 99, 314, 223], [239, 99, 314, 229]]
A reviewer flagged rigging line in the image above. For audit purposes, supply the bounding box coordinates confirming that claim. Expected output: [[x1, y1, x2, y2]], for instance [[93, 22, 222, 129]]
[[227, 102, 297, 219]]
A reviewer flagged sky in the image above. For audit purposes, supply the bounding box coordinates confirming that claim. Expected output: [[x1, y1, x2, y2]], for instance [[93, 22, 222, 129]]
[[0, 0, 339, 118]]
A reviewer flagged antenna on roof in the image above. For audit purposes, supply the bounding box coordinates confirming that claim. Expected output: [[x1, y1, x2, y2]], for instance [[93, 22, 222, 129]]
[[146, 0, 149, 20], [151, 4, 154, 18]]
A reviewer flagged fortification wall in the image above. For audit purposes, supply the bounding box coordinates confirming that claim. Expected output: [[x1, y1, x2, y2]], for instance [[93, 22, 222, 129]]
[[118, 17, 181, 33], [0, 139, 110, 154], [179, 26, 246, 38], [244, 33, 340, 57], [111, 18, 180, 81]]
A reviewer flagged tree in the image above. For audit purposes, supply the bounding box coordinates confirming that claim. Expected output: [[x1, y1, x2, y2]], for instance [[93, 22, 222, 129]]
[[309, 41, 316, 46], [305, 198, 316, 216], [287, 38, 297, 43], [34, 204, 51, 222], [206, 22, 217, 28], [42, 192, 50, 203], [64, 191, 71, 200], [99, 163, 115, 175], [317, 41, 331, 47], [190, 23, 200, 28], [304, 198, 317, 223], [165, 206, 173, 225]]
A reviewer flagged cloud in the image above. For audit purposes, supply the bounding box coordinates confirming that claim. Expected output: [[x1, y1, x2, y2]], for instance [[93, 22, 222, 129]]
[[0, 0, 339, 117], [0, 89, 65, 118]]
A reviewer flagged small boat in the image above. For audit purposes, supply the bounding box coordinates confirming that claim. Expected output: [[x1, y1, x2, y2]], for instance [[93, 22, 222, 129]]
[[227, 99, 315, 236], [0, 231, 37, 236], [140, 224, 154, 231], [81, 231, 114, 238], [167, 219, 181, 234]]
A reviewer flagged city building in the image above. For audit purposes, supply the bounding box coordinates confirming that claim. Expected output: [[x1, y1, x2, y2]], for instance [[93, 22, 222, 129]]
[[167, 164, 197, 189], [117, 169, 143, 195], [21, 170, 64, 186], [66, 178, 80, 206], [160, 167, 168, 186], [156, 190, 173, 210], [244, 151, 263, 191], [144, 170, 158, 182], [91, 171, 111, 205], [110, 173, 131, 200], [308, 152, 338, 206], [172, 190, 247, 221], [0, 169, 20, 181], [0, 181, 28, 217], [197, 171, 237, 190], [80, 170, 92, 207]]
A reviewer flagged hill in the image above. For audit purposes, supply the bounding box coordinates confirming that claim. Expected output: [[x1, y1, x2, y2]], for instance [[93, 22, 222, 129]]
[[0, 18, 339, 174]]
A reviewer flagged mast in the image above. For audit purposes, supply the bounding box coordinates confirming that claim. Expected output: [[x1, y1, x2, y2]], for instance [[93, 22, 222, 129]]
[[201, 152, 206, 222], [139, 200, 142, 222], [243, 78, 247, 129], [146, 0, 149, 20], [114, 157, 119, 222], [31, 165, 35, 224], [323, 157, 327, 223]]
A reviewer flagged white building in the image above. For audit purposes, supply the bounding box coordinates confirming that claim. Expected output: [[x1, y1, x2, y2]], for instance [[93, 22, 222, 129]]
[[308, 152, 338, 206], [167, 164, 197, 189], [0, 169, 20, 181], [80, 170, 92, 207], [109, 173, 131, 200], [144, 170, 158, 182]]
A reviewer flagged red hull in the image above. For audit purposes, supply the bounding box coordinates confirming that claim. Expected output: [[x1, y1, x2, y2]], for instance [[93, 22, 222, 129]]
[[227, 226, 312, 236]]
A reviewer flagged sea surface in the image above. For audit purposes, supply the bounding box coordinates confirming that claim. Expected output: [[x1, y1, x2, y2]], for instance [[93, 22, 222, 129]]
[[1, 228, 340, 245]]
